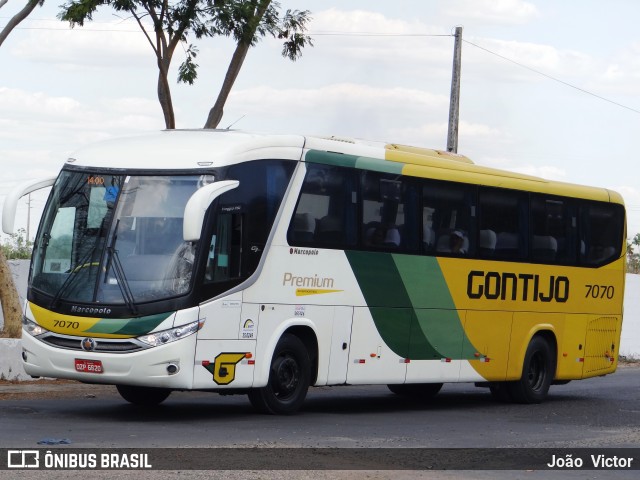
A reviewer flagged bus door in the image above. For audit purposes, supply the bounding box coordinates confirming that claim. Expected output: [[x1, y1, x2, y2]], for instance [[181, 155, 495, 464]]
[[326, 305, 354, 385]]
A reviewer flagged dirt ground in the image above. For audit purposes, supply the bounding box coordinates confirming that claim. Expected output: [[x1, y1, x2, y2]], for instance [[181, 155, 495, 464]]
[[0, 378, 118, 401]]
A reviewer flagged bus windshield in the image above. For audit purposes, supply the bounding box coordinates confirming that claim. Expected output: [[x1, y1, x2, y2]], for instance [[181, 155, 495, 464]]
[[31, 170, 213, 306]]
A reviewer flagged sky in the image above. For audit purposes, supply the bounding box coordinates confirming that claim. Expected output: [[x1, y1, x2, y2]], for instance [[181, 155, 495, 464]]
[[1, 0, 640, 240]]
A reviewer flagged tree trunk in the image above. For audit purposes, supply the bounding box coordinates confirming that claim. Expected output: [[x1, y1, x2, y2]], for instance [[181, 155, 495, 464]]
[[0, 251, 22, 338], [203, 0, 272, 129], [0, 0, 39, 47], [203, 42, 251, 129], [157, 57, 175, 129]]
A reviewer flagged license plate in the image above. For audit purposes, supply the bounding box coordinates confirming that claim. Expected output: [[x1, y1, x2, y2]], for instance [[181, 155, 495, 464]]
[[74, 358, 103, 374]]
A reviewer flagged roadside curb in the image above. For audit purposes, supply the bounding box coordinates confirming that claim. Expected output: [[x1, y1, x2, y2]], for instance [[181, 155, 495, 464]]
[[0, 338, 31, 381]]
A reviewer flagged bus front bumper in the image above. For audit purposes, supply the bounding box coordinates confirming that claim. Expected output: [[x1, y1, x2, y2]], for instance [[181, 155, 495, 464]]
[[20, 330, 196, 389]]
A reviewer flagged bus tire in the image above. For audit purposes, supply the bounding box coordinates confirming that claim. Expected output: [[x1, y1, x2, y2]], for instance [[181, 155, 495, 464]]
[[387, 383, 443, 399], [116, 385, 171, 406], [248, 333, 310, 415], [508, 335, 554, 404]]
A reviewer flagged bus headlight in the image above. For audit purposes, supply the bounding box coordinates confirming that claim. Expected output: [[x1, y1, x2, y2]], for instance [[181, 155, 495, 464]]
[[137, 319, 204, 347], [22, 316, 49, 337]]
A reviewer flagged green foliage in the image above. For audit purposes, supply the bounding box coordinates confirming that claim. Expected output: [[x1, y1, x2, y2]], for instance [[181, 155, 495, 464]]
[[628, 233, 640, 274], [178, 44, 199, 84], [58, 0, 313, 85], [1, 229, 33, 260]]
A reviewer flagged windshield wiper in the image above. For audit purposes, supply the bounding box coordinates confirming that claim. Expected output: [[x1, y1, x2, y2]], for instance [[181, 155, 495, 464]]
[[104, 223, 138, 315], [49, 243, 99, 310]]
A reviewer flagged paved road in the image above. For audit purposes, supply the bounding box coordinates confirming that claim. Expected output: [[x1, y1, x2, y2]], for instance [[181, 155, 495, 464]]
[[0, 365, 639, 479]]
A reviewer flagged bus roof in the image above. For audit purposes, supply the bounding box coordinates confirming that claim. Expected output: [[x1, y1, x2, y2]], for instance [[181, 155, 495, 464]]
[[65, 130, 306, 170], [64, 129, 623, 205], [303, 136, 623, 205]]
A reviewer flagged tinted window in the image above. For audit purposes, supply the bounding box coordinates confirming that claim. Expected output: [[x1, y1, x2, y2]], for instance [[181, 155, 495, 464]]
[[579, 202, 624, 266], [288, 163, 357, 248], [531, 195, 577, 264], [479, 188, 528, 260], [361, 171, 418, 252], [203, 160, 295, 294], [423, 180, 475, 256]]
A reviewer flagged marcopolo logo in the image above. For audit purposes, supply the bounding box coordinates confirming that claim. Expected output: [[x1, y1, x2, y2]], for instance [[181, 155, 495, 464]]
[[289, 248, 319, 256], [70, 305, 112, 315]]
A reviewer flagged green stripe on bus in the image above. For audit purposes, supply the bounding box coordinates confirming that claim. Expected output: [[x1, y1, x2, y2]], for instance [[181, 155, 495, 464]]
[[346, 251, 478, 360], [85, 312, 173, 336], [392, 255, 477, 359], [346, 251, 442, 359], [305, 150, 403, 175], [345, 251, 412, 308]]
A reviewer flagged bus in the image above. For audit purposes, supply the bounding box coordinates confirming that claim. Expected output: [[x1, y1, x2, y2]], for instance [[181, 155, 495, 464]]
[[2, 130, 626, 414]]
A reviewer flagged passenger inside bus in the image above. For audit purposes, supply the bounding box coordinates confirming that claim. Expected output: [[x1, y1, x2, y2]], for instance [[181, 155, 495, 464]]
[[448, 230, 467, 254]]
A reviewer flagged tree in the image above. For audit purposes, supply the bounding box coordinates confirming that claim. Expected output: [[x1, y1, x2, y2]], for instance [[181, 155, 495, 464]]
[[58, 0, 312, 129], [0, 0, 44, 47], [1, 1, 44, 336], [0, 249, 22, 337], [0, 230, 31, 337], [628, 233, 640, 274], [203, 0, 312, 128]]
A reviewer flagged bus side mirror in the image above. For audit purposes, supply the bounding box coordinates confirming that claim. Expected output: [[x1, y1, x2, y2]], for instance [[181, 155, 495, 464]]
[[183, 180, 240, 242], [2, 176, 57, 234]]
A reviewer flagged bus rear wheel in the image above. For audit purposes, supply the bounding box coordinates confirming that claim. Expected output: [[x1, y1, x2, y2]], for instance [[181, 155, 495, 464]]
[[248, 334, 311, 415], [116, 385, 171, 406], [388, 383, 443, 399], [508, 335, 554, 404]]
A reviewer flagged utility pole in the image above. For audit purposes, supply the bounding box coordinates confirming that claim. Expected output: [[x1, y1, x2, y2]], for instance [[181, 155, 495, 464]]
[[447, 26, 463, 153]]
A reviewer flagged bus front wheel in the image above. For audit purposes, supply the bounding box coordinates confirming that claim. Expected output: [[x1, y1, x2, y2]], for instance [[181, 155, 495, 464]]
[[248, 333, 311, 415], [116, 385, 171, 406], [508, 335, 554, 404]]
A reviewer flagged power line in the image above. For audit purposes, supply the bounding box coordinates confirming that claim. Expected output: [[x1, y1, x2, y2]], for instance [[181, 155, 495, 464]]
[[462, 38, 640, 116], [3, 19, 640, 115]]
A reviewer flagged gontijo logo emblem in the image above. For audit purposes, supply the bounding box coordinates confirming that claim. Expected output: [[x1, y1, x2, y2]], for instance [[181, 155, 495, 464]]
[[202, 353, 246, 385]]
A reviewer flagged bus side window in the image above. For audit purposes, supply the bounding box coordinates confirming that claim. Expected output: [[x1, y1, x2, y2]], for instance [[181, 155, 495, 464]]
[[479, 188, 527, 260], [530, 195, 577, 264], [423, 180, 475, 257], [288, 163, 357, 249], [205, 211, 242, 283], [579, 202, 624, 266], [359, 172, 419, 252]]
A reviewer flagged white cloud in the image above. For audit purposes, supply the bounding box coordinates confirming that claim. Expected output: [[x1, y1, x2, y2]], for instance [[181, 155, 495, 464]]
[[442, 0, 540, 25], [0, 87, 82, 119], [590, 42, 640, 97], [311, 8, 434, 35], [615, 186, 640, 236], [478, 155, 567, 181], [387, 120, 503, 150], [0, 88, 163, 191], [463, 37, 595, 84], [229, 83, 448, 116], [305, 8, 452, 76], [10, 19, 152, 69]]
